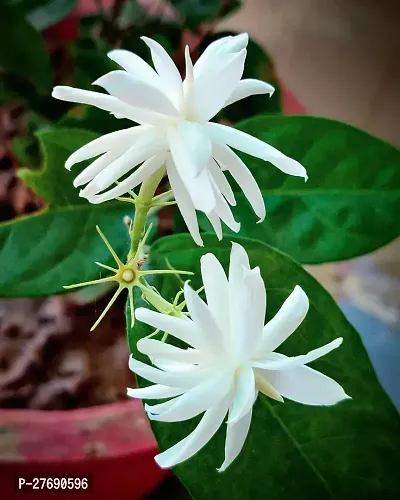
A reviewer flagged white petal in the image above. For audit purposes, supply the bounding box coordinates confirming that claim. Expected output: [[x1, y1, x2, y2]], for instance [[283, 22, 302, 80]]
[[241, 267, 266, 355], [228, 243, 251, 348], [146, 370, 233, 422], [154, 399, 229, 469], [141, 36, 183, 109], [200, 253, 230, 332], [183, 282, 224, 353], [228, 365, 255, 424], [94, 70, 179, 117], [194, 33, 248, 79], [129, 356, 209, 389], [80, 128, 162, 197], [207, 158, 236, 206], [176, 121, 212, 176], [86, 153, 167, 204], [213, 143, 265, 221], [218, 406, 252, 472], [206, 122, 308, 180], [262, 286, 309, 352], [191, 50, 246, 122], [64, 126, 141, 170], [152, 359, 197, 373], [205, 211, 223, 240], [166, 155, 203, 246], [52, 86, 166, 127], [210, 177, 240, 233], [127, 384, 185, 399], [135, 307, 202, 350], [255, 338, 343, 370], [260, 364, 350, 406], [229, 242, 251, 281], [168, 124, 215, 213], [224, 78, 275, 107], [254, 371, 283, 402], [73, 150, 123, 187], [137, 338, 202, 364], [107, 49, 161, 88]]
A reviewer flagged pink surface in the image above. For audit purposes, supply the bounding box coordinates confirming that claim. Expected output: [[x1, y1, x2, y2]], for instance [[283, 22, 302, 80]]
[[0, 401, 168, 499]]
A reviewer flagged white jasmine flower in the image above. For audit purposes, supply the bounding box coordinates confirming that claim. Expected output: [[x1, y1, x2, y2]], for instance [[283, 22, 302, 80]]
[[52, 34, 307, 245], [128, 243, 349, 471]]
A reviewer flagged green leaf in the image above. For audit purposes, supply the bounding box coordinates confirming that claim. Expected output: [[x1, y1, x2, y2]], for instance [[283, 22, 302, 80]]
[[200, 115, 400, 264], [18, 128, 97, 206], [128, 233, 400, 500], [59, 105, 132, 135], [200, 32, 281, 121], [0, 128, 136, 297], [0, 2, 52, 93], [0, 204, 130, 297], [170, 0, 241, 29]]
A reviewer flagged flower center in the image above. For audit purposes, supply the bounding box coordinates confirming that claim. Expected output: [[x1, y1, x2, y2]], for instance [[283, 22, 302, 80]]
[[121, 268, 136, 284]]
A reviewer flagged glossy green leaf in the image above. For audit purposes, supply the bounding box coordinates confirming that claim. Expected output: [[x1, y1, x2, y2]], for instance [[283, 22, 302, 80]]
[[128, 233, 400, 500], [199, 115, 400, 264], [0, 3, 52, 93], [0, 128, 136, 297]]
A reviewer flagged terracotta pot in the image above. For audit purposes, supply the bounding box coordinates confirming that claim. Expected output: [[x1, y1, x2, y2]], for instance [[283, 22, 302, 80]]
[[0, 401, 168, 499]]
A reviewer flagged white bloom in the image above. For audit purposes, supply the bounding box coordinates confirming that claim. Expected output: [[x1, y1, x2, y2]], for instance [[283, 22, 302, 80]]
[[128, 243, 349, 471], [52, 34, 307, 245]]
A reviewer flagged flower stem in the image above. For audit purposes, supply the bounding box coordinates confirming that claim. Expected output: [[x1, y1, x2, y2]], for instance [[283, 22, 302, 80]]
[[128, 167, 165, 261]]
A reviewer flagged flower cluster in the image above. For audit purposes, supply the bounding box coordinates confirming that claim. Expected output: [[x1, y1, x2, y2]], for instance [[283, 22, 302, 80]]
[[53, 33, 307, 245], [53, 33, 348, 473]]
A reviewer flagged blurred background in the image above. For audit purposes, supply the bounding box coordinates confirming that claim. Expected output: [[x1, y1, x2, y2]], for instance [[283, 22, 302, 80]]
[[0, 0, 399, 498]]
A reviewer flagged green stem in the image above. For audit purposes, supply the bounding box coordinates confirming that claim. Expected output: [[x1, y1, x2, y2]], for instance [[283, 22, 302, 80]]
[[128, 167, 165, 261]]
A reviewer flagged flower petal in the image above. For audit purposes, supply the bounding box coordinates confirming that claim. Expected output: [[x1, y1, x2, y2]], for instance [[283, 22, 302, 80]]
[[127, 384, 185, 399], [218, 406, 252, 472], [191, 50, 246, 122], [205, 211, 223, 240], [207, 158, 236, 206], [206, 122, 308, 180], [86, 152, 167, 204], [194, 33, 248, 79], [94, 70, 179, 117], [241, 267, 266, 354], [107, 49, 161, 88], [184, 282, 224, 353], [227, 365, 255, 424], [52, 86, 166, 127], [262, 285, 309, 352], [166, 155, 203, 246], [224, 78, 275, 107], [64, 126, 141, 170], [213, 143, 265, 221], [200, 252, 230, 333], [73, 150, 123, 187], [259, 364, 350, 406], [255, 338, 343, 370], [141, 36, 183, 109], [129, 356, 209, 389], [137, 338, 202, 364], [168, 124, 215, 213], [254, 370, 283, 402], [210, 177, 240, 233], [135, 307, 202, 350], [154, 399, 230, 469], [146, 370, 233, 422], [80, 128, 163, 197]]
